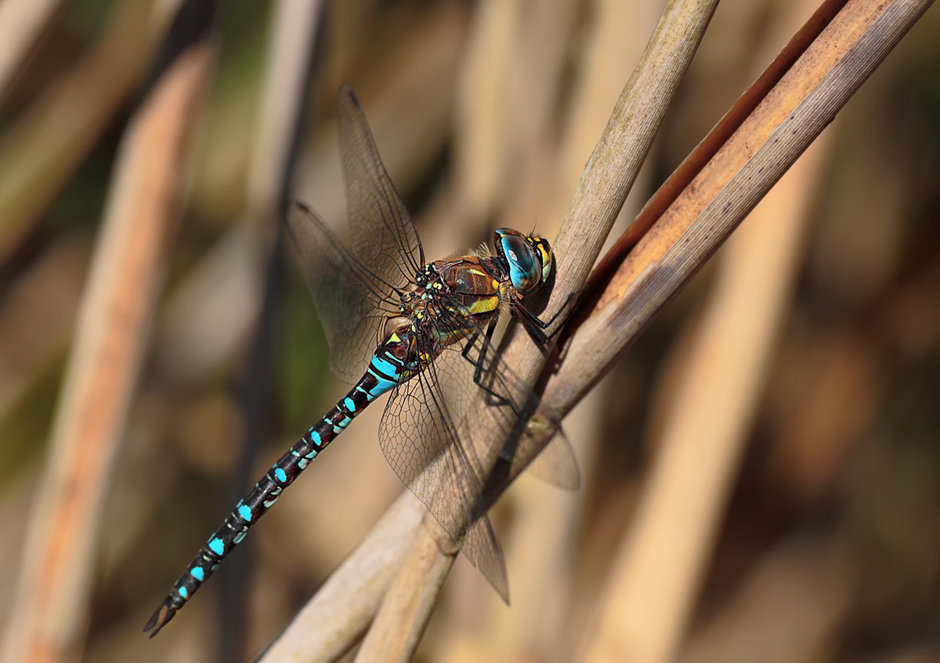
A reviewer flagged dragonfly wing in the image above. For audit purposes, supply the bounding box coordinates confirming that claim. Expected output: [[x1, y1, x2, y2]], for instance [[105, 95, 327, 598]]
[[431, 317, 580, 491], [464, 337, 581, 491], [337, 86, 425, 286], [520, 425, 580, 490], [379, 359, 509, 602], [287, 87, 425, 383], [286, 202, 398, 383]]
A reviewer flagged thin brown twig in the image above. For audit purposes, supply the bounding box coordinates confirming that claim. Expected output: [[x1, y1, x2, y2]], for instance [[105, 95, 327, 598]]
[[565, 0, 935, 651], [547, 0, 931, 416], [0, 45, 214, 663]]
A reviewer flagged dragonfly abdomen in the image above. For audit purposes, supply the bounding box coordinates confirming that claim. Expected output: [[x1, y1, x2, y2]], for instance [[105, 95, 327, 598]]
[[144, 334, 410, 636]]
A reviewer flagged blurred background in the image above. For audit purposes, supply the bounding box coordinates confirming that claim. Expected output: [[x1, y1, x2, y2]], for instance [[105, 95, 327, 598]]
[[0, 0, 939, 661]]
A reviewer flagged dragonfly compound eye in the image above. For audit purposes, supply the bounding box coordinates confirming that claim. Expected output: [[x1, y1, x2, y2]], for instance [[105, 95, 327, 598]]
[[495, 228, 549, 295]]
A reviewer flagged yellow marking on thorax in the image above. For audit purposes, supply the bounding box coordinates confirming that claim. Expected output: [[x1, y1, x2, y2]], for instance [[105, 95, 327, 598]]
[[468, 295, 500, 315]]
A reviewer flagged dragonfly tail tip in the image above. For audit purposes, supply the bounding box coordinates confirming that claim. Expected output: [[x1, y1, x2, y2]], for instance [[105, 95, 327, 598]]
[[143, 599, 176, 638]]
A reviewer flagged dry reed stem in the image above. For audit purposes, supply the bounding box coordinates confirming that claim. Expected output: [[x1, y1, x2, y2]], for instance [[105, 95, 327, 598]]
[[580, 11, 839, 663], [0, 0, 64, 103], [354, 1, 720, 661], [0, 0, 183, 262], [355, 520, 457, 663], [547, 0, 930, 414], [0, 46, 214, 663], [257, 493, 425, 663], [568, 1, 933, 658]]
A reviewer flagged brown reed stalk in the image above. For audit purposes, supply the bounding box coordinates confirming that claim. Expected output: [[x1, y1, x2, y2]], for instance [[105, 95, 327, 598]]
[[578, 0, 841, 657]]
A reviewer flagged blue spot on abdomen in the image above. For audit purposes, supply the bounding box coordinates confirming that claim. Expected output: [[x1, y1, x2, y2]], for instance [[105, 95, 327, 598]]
[[208, 537, 225, 556]]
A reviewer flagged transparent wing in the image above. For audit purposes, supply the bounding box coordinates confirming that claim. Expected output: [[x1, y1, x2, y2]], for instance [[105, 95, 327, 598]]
[[286, 87, 425, 383], [378, 304, 578, 599], [380, 357, 509, 601], [285, 203, 399, 383], [337, 86, 424, 289], [451, 330, 581, 491], [423, 298, 579, 490]]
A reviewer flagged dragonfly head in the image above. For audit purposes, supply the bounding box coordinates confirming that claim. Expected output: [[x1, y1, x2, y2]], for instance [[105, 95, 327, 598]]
[[494, 228, 554, 296]]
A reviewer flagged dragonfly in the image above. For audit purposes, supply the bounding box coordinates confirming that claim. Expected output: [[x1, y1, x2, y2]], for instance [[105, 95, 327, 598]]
[[145, 86, 577, 637]]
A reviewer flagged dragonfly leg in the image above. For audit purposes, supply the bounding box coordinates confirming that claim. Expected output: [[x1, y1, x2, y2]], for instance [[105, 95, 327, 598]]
[[512, 302, 550, 345], [461, 321, 514, 409], [514, 290, 581, 343]]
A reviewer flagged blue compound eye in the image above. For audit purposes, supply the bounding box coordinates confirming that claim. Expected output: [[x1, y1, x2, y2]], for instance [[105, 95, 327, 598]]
[[496, 229, 543, 294]]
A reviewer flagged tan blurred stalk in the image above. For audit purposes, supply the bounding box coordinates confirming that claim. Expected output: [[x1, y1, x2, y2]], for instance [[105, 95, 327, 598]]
[[0, 46, 214, 663], [680, 538, 854, 663], [158, 0, 323, 383], [246, 0, 323, 222], [159, 2, 463, 384], [0, 0, 63, 103], [0, 0, 184, 262], [454, 0, 576, 229], [0, 240, 89, 424]]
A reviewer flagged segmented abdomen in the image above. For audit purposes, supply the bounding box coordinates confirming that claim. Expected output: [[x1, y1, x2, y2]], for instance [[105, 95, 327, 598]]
[[144, 335, 407, 636]]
